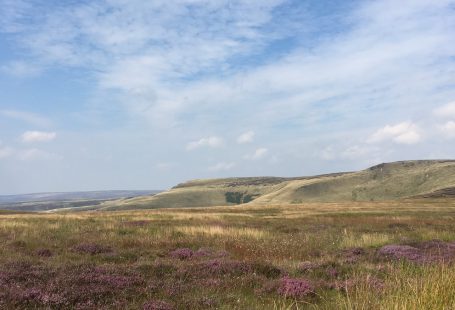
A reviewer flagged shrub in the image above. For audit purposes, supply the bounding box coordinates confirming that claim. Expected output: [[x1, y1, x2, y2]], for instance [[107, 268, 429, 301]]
[[277, 277, 314, 298], [169, 248, 194, 260]]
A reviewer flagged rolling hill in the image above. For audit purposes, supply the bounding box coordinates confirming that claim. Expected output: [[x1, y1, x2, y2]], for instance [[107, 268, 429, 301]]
[[96, 160, 455, 211], [0, 190, 161, 212]]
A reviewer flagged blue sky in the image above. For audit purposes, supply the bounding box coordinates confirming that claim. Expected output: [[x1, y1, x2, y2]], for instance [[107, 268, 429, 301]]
[[0, 0, 455, 194]]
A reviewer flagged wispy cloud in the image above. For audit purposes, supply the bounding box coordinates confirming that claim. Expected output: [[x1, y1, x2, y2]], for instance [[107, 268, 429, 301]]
[[21, 131, 56, 143], [0, 0, 454, 193], [1, 60, 41, 77], [2, 0, 454, 130]]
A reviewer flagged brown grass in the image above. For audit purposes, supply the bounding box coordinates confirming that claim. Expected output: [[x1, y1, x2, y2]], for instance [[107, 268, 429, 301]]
[[1, 199, 455, 309]]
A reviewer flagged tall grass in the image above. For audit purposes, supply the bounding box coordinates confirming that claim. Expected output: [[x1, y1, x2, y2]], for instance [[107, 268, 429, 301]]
[[1, 200, 455, 308]]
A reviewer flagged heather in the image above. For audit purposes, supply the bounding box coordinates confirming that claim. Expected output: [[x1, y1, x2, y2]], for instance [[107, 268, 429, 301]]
[[1, 200, 455, 308]]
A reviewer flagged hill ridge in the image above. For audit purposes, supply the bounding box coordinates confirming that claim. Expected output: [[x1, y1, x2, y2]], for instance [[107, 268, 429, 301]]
[[94, 160, 455, 211]]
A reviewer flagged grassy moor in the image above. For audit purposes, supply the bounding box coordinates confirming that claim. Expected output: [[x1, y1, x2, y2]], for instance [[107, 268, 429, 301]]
[[2, 198, 455, 309]]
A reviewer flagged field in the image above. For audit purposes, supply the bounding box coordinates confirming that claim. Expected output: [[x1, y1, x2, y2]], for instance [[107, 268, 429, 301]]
[[2, 199, 455, 309]]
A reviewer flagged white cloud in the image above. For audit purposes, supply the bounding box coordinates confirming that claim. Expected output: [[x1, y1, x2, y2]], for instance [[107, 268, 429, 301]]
[[244, 147, 268, 160], [208, 162, 235, 172], [237, 131, 255, 144], [439, 121, 455, 138], [21, 131, 56, 143], [18, 148, 60, 161], [434, 102, 455, 118], [368, 122, 421, 145], [1, 60, 41, 77], [186, 136, 224, 151]]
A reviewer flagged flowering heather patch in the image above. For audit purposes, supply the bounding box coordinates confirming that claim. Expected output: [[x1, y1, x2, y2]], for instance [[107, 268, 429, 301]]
[[378, 244, 421, 261], [163, 280, 187, 297], [0, 263, 144, 308], [72, 243, 112, 255], [298, 261, 320, 273], [0, 271, 8, 286], [1, 261, 52, 283], [143, 300, 173, 310], [378, 240, 455, 263], [326, 267, 339, 278], [36, 248, 53, 257], [277, 277, 314, 299], [73, 267, 143, 290], [419, 239, 455, 252], [193, 247, 213, 257], [169, 248, 194, 260]]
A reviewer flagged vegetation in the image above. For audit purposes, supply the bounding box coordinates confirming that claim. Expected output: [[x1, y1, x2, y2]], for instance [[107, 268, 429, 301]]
[[95, 160, 455, 211], [2, 199, 455, 309], [0, 191, 161, 212], [225, 192, 257, 204]]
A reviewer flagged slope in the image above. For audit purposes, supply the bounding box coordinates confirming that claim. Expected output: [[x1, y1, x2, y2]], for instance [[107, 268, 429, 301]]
[[98, 160, 455, 211]]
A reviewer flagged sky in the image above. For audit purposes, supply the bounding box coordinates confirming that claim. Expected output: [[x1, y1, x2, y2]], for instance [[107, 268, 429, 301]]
[[0, 0, 454, 195]]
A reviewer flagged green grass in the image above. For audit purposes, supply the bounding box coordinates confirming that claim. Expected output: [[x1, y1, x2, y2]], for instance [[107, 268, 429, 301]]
[[95, 160, 455, 211], [1, 200, 455, 308]]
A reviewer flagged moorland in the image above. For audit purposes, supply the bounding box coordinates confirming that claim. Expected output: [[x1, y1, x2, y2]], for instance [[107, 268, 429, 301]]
[[2, 201, 455, 309], [1, 160, 455, 309]]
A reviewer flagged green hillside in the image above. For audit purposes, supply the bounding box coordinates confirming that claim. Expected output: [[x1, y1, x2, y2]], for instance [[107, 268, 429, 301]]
[[97, 160, 455, 211]]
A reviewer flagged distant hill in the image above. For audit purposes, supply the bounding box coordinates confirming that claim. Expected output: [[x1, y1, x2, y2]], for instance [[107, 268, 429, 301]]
[[97, 160, 455, 211], [0, 190, 161, 212]]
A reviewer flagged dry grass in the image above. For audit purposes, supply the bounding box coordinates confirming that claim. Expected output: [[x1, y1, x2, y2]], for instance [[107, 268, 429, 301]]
[[1, 199, 455, 309], [341, 231, 391, 248], [174, 225, 268, 239]]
